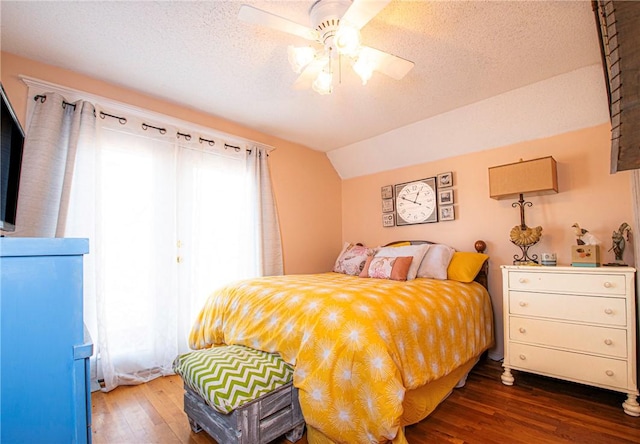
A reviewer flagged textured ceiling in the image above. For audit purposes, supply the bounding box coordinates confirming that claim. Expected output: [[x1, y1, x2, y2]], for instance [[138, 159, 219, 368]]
[[1, 1, 602, 153]]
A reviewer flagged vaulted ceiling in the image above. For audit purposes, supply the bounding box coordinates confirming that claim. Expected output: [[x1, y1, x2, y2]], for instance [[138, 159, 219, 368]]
[[1, 1, 603, 155]]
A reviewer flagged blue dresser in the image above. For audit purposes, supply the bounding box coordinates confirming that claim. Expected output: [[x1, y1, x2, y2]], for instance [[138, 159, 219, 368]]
[[1, 238, 92, 443]]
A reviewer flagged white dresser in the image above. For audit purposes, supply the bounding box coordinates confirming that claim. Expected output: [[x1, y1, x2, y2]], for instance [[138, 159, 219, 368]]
[[501, 265, 639, 416]]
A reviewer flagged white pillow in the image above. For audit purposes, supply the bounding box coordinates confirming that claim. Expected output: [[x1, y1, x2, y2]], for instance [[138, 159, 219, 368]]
[[417, 244, 455, 279], [374, 244, 429, 280]]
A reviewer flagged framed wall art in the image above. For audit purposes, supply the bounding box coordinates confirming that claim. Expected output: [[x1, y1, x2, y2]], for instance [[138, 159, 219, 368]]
[[382, 213, 395, 227], [395, 177, 438, 225], [437, 172, 453, 188], [382, 198, 394, 213], [381, 185, 393, 199], [438, 189, 454, 206], [439, 205, 455, 221]]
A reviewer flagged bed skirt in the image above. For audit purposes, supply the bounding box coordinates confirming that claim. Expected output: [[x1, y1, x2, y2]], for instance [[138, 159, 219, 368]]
[[305, 354, 481, 444]]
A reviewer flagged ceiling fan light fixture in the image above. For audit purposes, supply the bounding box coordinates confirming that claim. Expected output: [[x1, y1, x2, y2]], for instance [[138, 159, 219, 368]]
[[312, 70, 333, 95], [288, 46, 316, 73], [238, 0, 413, 95], [334, 24, 361, 56]]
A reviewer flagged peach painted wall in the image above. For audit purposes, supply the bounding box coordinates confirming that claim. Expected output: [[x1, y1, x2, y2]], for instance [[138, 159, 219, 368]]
[[1, 52, 342, 274], [4, 52, 635, 358], [342, 124, 635, 358]]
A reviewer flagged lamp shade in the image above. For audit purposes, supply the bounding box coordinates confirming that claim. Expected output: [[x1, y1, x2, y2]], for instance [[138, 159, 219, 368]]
[[489, 156, 558, 200]]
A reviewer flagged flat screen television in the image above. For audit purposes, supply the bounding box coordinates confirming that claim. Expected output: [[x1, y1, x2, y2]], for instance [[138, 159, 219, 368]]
[[0, 83, 25, 233]]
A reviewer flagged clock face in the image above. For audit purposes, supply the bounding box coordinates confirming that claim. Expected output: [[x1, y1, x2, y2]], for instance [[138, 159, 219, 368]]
[[395, 178, 438, 225]]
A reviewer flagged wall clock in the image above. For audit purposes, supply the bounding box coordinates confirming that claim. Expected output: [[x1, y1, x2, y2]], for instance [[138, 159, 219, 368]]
[[395, 177, 438, 225]]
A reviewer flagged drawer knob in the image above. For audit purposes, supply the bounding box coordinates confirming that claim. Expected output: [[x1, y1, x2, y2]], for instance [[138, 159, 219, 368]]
[[519, 301, 528, 307], [519, 354, 526, 360], [603, 282, 613, 289], [518, 278, 527, 284], [519, 327, 526, 334], [606, 370, 614, 377], [604, 339, 613, 346], [604, 308, 614, 315]]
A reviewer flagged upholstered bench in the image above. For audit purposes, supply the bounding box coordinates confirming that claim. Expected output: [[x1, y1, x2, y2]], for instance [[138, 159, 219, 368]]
[[173, 344, 305, 444]]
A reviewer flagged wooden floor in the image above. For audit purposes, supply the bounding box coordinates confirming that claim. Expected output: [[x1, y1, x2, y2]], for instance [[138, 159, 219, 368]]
[[91, 358, 640, 443]]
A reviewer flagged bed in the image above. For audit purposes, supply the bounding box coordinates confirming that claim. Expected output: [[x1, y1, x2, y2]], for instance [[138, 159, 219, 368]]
[[188, 240, 494, 444]]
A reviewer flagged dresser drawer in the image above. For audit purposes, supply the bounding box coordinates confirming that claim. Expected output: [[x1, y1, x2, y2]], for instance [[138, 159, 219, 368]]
[[508, 271, 626, 296], [509, 317, 628, 358], [509, 291, 626, 326], [508, 343, 628, 390]]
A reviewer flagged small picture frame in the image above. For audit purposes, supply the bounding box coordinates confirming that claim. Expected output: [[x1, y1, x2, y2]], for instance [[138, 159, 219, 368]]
[[382, 198, 394, 213], [437, 172, 453, 188], [438, 189, 454, 205], [382, 213, 395, 227], [439, 205, 455, 221], [381, 185, 393, 199]]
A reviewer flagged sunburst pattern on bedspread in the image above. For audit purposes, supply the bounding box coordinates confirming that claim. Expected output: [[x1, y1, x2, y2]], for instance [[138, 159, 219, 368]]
[[189, 272, 493, 443]]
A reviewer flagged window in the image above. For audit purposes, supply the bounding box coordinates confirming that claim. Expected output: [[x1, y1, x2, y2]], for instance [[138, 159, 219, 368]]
[[65, 111, 279, 390]]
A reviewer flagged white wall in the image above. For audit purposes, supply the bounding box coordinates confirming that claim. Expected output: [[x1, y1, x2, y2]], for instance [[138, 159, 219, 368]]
[[328, 65, 610, 179]]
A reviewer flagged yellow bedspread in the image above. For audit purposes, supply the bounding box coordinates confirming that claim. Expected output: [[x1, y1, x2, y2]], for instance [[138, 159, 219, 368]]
[[189, 272, 493, 443]]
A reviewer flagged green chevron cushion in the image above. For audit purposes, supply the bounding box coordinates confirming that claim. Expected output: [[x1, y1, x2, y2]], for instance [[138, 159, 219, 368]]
[[173, 345, 294, 414]]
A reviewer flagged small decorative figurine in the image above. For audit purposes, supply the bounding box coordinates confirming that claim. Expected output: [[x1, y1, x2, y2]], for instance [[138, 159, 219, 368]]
[[510, 225, 542, 247], [509, 225, 542, 264], [609, 222, 631, 264], [571, 223, 600, 245]]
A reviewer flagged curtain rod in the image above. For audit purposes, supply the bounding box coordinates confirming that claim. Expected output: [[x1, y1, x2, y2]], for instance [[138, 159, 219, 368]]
[[22, 75, 275, 153], [32, 94, 262, 155]]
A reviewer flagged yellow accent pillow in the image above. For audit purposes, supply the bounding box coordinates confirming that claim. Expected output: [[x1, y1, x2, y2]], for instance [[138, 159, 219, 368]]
[[388, 241, 411, 247], [447, 252, 489, 283]]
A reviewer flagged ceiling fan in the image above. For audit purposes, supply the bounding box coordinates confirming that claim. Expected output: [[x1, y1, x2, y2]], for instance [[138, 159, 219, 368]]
[[238, 0, 415, 94]]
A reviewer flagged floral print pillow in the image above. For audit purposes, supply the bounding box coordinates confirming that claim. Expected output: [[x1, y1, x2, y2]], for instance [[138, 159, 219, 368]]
[[368, 257, 396, 279], [359, 256, 413, 281], [333, 243, 377, 275]]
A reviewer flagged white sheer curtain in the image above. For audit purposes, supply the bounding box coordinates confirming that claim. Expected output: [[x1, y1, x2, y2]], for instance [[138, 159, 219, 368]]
[[70, 119, 180, 389], [176, 140, 252, 351], [14, 93, 95, 237], [63, 105, 282, 391]]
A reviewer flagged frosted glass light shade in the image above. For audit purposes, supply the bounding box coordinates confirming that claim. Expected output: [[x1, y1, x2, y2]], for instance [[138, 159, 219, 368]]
[[334, 25, 361, 56], [489, 156, 558, 199], [353, 53, 375, 85], [288, 46, 316, 73], [312, 71, 333, 95]]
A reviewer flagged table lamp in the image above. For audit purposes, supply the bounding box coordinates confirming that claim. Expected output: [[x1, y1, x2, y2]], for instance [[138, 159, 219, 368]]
[[489, 156, 558, 264]]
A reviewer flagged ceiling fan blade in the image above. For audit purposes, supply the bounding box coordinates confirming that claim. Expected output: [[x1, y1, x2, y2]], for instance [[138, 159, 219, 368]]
[[292, 58, 328, 90], [360, 46, 414, 80], [238, 5, 318, 41], [342, 0, 392, 30]]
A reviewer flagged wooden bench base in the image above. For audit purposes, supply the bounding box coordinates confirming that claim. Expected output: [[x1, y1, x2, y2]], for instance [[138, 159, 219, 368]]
[[183, 381, 305, 444]]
